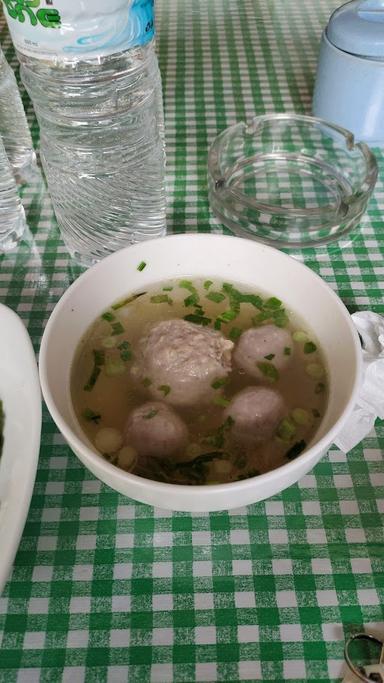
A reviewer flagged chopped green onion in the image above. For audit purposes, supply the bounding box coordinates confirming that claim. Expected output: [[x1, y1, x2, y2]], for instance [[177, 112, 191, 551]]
[[204, 280, 213, 290], [211, 377, 227, 390], [277, 417, 296, 442], [111, 321, 124, 336], [306, 363, 324, 379], [292, 408, 311, 426], [150, 294, 173, 305], [256, 361, 279, 382], [158, 384, 171, 397], [315, 382, 326, 394], [184, 314, 211, 326], [284, 346, 291, 356], [118, 340, 132, 361], [184, 293, 199, 307], [206, 291, 226, 303], [137, 261, 146, 272], [144, 409, 158, 419], [179, 280, 195, 292], [215, 309, 238, 326], [82, 409, 101, 424], [264, 297, 282, 310], [229, 327, 242, 341], [112, 292, 146, 310], [84, 350, 105, 391], [285, 440, 307, 460], [214, 319, 222, 331], [105, 358, 126, 377], [101, 311, 115, 322], [252, 311, 270, 326], [101, 336, 117, 349], [264, 353, 275, 361], [142, 377, 152, 387], [162, 286, 173, 292], [304, 341, 317, 354], [293, 330, 309, 343], [272, 309, 289, 328], [213, 396, 230, 408]]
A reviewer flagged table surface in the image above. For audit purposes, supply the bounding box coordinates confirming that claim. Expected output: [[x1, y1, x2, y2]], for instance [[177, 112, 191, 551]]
[[1, 1, 384, 682]]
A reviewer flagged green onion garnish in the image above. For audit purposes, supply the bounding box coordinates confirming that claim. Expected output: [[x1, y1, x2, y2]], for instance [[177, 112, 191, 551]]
[[150, 294, 173, 305], [142, 377, 152, 387], [162, 286, 173, 292], [213, 396, 230, 408], [158, 384, 171, 397], [272, 309, 288, 328], [276, 418, 296, 442], [204, 280, 213, 290], [179, 280, 195, 292], [184, 293, 199, 307], [84, 350, 105, 391], [315, 382, 326, 394], [118, 340, 132, 361], [82, 409, 101, 424], [144, 409, 158, 419], [284, 347, 291, 356], [229, 327, 242, 341], [264, 297, 282, 310], [256, 361, 279, 382], [206, 291, 226, 303], [304, 341, 317, 354], [112, 292, 146, 310], [111, 321, 124, 336], [101, 311, 115, 322], [264, 353, 275, 361], [211, 378, 227, 390], [137, 261, 146, 272], [184, 314, 211, 326]]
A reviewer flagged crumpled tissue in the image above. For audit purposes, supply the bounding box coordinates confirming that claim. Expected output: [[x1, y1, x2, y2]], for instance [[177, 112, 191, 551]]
[[333, 311, 384, 453]]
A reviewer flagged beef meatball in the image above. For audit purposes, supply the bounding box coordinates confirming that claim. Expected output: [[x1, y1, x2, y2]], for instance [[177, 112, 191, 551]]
[[124, 401, 188, 459], [131, 319, 234, 407], [224, 386, 285, 447], [233, 324, 292, 380]]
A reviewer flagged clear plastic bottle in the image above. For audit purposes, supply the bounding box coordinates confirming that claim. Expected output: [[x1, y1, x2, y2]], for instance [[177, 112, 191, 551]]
[[0, 46, 36, 184], [0, 136, 27, 252], [4, 1, 166, 266]]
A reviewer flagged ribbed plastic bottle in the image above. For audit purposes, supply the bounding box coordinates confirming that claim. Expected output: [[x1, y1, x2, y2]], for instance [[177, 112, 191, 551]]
[[3, 0, 166, 266], [0, 135, 27, 252], [0, 45, 36, 184]]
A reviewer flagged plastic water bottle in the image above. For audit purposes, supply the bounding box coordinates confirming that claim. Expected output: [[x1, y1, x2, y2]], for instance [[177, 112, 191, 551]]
[[0, 46, 36, 184], [0, 135, 27, 252], [3, 0, 166, 266]]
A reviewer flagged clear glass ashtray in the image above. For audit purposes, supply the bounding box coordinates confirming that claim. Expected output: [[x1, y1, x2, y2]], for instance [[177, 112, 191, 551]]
[[208, 113, 378, 248]]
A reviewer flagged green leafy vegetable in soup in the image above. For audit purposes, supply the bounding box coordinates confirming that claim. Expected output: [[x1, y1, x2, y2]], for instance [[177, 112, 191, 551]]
[[71, 279, 328, 485]]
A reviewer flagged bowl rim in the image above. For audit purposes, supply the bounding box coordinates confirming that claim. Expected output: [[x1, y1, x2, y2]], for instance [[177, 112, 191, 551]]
[[39, 233, 362, 495]]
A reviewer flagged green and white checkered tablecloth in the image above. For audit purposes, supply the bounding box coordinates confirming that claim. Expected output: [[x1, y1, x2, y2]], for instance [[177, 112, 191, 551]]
[[1, 1, 384, 681]]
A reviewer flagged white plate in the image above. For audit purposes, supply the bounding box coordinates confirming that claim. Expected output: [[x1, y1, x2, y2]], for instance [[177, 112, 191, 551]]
[[0, 304, 41, 593]]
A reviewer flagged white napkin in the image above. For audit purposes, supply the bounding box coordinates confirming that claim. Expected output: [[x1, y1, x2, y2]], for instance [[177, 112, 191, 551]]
[[333, 311, 384, 453]]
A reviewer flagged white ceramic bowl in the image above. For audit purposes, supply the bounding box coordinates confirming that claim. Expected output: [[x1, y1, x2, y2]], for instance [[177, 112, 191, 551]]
[[39, 234, 361, 512], [0, 305, 41, 593]]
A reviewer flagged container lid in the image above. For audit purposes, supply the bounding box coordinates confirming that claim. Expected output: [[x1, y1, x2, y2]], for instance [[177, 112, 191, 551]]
[[327, 0, 384, 60]]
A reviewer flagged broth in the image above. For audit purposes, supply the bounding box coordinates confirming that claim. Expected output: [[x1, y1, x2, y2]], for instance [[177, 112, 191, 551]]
[[71, 278, 328, 485]]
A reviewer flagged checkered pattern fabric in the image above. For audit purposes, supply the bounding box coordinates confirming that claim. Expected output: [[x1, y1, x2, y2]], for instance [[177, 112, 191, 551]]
[[0, 1, 383, 681]]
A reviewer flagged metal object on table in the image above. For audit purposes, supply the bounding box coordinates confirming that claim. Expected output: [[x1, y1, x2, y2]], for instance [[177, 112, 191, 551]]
[[344, 632, 384, 682]]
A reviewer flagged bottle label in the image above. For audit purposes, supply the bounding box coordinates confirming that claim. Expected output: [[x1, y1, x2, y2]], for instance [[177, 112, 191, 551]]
[[2, 0, 155, 59]]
